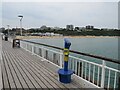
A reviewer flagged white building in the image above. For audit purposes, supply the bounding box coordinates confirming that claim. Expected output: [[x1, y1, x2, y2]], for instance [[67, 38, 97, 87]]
[[0, 27, 5, 32], [54, 27, 61, 30], [66, 25, 74, 30]]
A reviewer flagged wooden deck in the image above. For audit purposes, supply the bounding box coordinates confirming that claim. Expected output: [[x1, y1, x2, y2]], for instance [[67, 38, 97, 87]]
[[1, 40, 81, 89]]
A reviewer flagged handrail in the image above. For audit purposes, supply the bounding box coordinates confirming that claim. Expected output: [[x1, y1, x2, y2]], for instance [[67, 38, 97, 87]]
[[20, 39, 120, 64], [70, 50, 120, 64]]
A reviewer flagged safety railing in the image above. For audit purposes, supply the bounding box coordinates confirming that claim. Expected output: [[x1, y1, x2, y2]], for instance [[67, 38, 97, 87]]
[[20, 39, 120, 89]]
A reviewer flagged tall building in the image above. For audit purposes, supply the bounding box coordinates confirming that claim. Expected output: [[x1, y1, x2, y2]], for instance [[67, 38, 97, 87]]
[[86, 25, 94, 29], [66, 25, 74, 30], [0, 27, 5, 32]]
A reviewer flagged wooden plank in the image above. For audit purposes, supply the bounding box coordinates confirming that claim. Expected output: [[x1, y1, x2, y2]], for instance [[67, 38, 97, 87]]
[[1, 55, 10, 89], [8, 48, 46, 88], [35, 59, 80, 88], [16, 59, 46, 89], [6, 51, 29, 89], [4, 51, 22, 88], [19, 48, 77, 88], [6, 50, 36, 89], [11, 49, 52, 89], [2, 42, 35, 89], [0, 63, 3, 89], [2, 51, 16, 88], [12, 44, 67, 89], [19, 56, 59, 89], [24, 53, 79, 88], [19, 48, 79, 89], [0, 35, 3, 89], [18, 49, 66, 89], [2, 40, 81, 89], [19, 53, 67, 89], [9, 49, 42, 89], [5, 50, 29, 89]]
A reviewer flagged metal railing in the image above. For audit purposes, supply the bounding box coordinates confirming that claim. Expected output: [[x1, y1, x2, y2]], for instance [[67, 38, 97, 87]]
[[20, 39, 120, 89]]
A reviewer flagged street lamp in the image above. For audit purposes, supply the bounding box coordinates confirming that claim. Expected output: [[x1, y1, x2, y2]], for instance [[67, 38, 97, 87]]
[[7, 25, 10, 36], [18, 15, 23, 36]]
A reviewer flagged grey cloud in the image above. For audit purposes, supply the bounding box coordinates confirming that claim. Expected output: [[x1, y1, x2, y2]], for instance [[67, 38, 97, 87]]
[[2, 2, 118, 29]]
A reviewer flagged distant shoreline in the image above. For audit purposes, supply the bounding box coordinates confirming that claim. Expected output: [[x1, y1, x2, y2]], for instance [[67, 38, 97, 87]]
[[15, 35, 119, 39]]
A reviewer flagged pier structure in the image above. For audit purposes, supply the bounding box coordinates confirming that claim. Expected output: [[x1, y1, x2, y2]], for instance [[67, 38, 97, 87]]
[[0, 35, 120, 89], [1, 40, 82, 89]]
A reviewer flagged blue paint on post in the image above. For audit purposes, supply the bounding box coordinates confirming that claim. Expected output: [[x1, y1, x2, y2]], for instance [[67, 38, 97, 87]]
[[64, 39, 71, 71], [64, 39, 71, 49], [58, 39, 73, 83], [64, 61, 68, 71]]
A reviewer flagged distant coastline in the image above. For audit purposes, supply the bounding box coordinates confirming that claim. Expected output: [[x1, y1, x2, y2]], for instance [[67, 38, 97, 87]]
[[15, 35, 119, 39]]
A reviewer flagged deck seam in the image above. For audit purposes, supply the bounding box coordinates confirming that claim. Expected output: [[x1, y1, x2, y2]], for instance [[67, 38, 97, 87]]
[[1, 55, 10, 89], [10, 49, 56, 89], [18, 50, 71, 89], [2, 52, 11, 89], [6, 50, 38, 89], [19, 50, 80, 88], [18, 49, 67, 88], [4, 50, 29, 89], [2, 41, 81, 89], [3, 43, 36, 89], [18, 48, 79, 89], [3, 51, 18, 88], [25, 49, 81, 88], [4, 51, 23, 89], [8, 52, 34, 89], [7, 48, 47, 89], [16, 53, 63, 89]]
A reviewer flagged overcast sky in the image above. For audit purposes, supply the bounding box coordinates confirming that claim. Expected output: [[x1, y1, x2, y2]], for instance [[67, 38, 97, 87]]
[[1, 1, 119, 29]]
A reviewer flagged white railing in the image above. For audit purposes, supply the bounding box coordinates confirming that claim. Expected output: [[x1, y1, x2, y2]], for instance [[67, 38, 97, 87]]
[[20, 40, 120, 89]]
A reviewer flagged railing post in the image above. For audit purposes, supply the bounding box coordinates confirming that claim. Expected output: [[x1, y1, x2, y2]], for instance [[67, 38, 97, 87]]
[[45, 50, 48, 59], [32, 45, 34, 55], [42, 47, 44, 58], [80, 62, 82, 77], [59, 50, 63, 68], [118, 74, 120, 90], [101, 60, 106, 88], [25, 43, 27, 50], [39, 46, 42, 56]]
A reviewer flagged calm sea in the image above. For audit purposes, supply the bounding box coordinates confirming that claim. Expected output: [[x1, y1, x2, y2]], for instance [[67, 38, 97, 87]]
[[29, 37, 119, 69]]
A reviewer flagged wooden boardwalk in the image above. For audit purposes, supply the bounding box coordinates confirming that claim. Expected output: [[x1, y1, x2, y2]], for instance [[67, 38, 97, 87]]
[[1, 40, 81, 89]]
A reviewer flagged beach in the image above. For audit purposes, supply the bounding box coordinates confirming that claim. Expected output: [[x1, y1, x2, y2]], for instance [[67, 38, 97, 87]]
[[15, 35, 119, 39]]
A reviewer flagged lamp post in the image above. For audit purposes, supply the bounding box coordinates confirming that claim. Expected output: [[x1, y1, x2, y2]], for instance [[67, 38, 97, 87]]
[[18, 15, 23, 36], [7, 25, 10, 36]]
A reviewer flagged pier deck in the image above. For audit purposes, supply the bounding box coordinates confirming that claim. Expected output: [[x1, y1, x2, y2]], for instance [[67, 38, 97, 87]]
[[1, 40, 81, 89]]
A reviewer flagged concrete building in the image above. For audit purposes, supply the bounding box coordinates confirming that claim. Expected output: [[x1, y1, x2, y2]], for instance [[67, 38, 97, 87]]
[[0, 27, 5, 32], [74, 27, 86, 31], [86, 25, 94, 29], [66, 25, 74, 30]]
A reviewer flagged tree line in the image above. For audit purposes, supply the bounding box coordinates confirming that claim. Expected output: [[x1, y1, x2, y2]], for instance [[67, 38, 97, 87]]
[[1, 28, 120, 36]]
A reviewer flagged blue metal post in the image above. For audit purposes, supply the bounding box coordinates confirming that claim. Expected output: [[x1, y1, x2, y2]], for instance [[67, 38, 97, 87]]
[[64, 39, 71, 71], [58, 39, 73, 83]]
